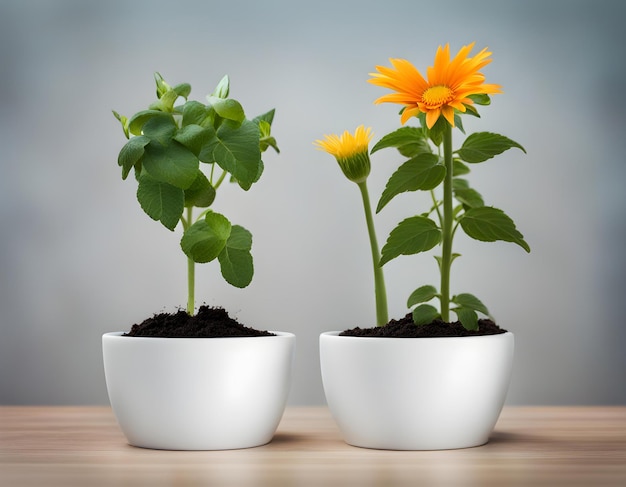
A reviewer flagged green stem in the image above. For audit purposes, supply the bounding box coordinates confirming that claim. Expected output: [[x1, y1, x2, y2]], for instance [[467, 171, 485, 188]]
[[440, 123, 454, 323], [213, 169, 228, 190], [357, 181, 389, 326], [186, 206, 195, 316]]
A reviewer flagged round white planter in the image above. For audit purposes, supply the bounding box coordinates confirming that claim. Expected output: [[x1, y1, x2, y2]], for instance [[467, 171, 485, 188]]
[[320, 331, 514, 450], [103, 331, 295, 450]]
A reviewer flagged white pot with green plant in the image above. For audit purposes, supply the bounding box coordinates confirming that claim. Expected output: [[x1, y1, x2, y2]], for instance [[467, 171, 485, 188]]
[[317, 43, 528, 450], [103, 73, 295, 451]]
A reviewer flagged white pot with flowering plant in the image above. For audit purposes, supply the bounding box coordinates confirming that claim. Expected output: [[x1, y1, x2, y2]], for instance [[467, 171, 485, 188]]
[[102, 73, 294, 451], [317, 44, 528, 450]]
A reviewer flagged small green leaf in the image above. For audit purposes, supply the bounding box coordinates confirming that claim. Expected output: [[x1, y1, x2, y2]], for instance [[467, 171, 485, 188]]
[[434, 253, 461, 270], [376, 153, 445, 212], [412, 304, 440, 325], [380, 216, 441, 266], [218, 225, 254, 288], [181, 101, 213, 128], [427, 116, 448, 146], [128, 110, 170, 136], [459, 206, 530, 252], [468, 94, 491, 106], [453, 307, 479, 330], [136, 174, 184, 231], [452, 293, 489, 315], [200, 119, 262, 189], [453, 159, 470, 176], [180, 211, 232, 263], [174, 124, 214, 156], [371, 126, 432, 156], [457, 132, 526, 163], [142, 115, 176, 145], [212, 75, 230, 99], [118, 135, 150, 179], [454, 113, 465, 134], [252, 108, 275, 126], [407, 285, 438, 308], [142, 140, 199, 189], [184, 171, 215, 208], [173, 83, 191, 99], [112, 110, 130, 138], [206, 96, 245, 124], [453, 179, 484, 208]]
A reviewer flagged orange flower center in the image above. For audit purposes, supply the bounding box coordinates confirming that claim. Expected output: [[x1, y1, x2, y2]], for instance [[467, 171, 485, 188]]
[[421, 85, 454, 107]]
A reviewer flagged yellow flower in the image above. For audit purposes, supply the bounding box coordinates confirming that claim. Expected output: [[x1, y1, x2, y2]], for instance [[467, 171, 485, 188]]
[[314, 125, 373, 183], [368, 43, 502, 129]]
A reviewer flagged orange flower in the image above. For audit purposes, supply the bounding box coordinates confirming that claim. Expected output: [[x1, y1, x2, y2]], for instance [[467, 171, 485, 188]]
[[368, 43, 502, 129], [314, 125, 373, 183]]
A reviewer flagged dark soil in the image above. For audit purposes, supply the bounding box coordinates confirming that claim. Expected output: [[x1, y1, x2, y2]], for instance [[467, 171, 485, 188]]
[[340, 313, 506, 338], [124, 306, 275, 338]]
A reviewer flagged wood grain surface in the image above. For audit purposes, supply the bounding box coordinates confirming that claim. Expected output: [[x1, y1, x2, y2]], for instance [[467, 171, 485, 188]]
[[1, 406, 625, 486]]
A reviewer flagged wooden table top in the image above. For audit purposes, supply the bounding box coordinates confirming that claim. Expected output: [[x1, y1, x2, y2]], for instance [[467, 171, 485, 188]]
[[1, 406, 625, 486]]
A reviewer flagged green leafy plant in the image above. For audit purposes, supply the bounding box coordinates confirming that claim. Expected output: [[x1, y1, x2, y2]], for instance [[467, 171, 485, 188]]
[[113, 73, 279, 315]]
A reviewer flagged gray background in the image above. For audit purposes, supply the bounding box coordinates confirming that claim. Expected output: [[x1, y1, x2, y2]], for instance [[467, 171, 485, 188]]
[[1, 0, 625, 406]]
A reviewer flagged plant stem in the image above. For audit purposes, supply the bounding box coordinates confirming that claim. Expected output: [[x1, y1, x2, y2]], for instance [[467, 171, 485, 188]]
[[357, 181, 389, 326], [186, 206, 195, 316], [440, 123, 454, 323]]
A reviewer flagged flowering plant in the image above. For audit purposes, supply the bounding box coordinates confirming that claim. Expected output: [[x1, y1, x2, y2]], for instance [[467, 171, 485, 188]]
[[317, 43, 529, 330], [113, 73, 278, 315]]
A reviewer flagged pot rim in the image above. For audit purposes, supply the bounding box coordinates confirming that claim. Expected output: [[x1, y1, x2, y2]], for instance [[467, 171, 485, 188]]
[[103, 331, 295, 340], [320, 330, 513, 340]]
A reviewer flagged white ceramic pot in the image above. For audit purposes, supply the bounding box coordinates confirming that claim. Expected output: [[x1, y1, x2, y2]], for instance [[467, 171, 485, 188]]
[[103, 331, 295, 450], [320, 331, 514, 450]]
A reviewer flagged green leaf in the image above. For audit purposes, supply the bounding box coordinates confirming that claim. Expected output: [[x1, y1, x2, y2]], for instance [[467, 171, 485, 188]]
[[453, 159, 470, 176], [452, 293, 489, 315], [380, 216, 441, 266], [181, 101, 213, 128], [142, 115, 176, 145], [136, 174, 184, 231], [212, 75, 230, 99], [459, 206, 530, 252], [258, 120, 280, 153], [112, 110, 129, 138], [371, 126, 432, 157], [118, 135, 150, 179], [453, 307, 479, 330], [376, 153, 445, 212], [173, 83, 191, 99], [427, 115, 448, 146], [206, 96, 245, 124], [434, 253, 461, 270], [252, 108, 275, 126], [407, 285, 438, 308], [454, 113, 465, 134], [128, 110, 171, 136], [174, 124, 213, 156], [200, 119, 262, 189], [412, 304, 440, 326], [452, 179, 484, 208], [142, 140, 199, 189], [457, 132, 526, 163], [468, 94, 491, 106], [218, 225, 254, 288], [180, 211, 232, 263], [184, 171, 215, 208]]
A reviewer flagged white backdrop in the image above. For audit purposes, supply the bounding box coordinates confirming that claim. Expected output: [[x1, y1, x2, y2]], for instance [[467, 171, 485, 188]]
[[1, 0, 625, 405]]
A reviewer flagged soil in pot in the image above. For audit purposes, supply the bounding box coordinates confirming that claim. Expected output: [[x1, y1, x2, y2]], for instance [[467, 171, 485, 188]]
[[124, 306, 275, 338], [340, 313, 506, 338]]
